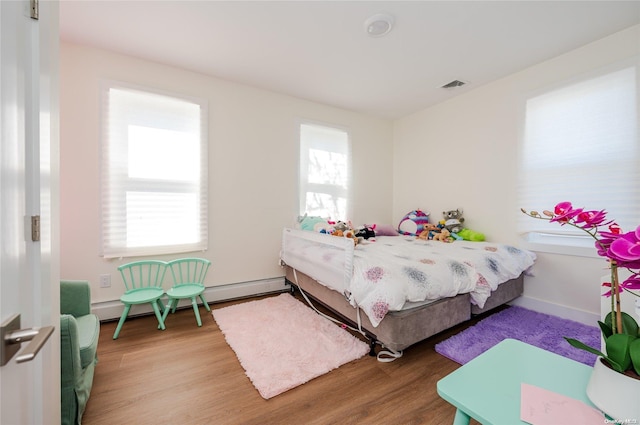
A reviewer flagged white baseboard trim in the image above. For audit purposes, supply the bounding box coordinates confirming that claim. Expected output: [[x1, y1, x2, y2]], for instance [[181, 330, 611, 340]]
[[94, 280, 599, 328], [93, 277, 289, 322], [509, 295, 599, 326]]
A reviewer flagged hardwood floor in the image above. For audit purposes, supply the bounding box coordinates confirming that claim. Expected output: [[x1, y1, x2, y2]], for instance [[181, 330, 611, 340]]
[[83, 292, 488, 425]]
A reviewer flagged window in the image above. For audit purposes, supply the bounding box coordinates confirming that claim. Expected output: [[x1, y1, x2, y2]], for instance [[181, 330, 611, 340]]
[[101, 84, 208, 258], [518, 65, 639, 253], [299, 123, 350, 221]]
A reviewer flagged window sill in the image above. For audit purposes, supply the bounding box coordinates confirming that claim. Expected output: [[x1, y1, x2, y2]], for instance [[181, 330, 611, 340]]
[[520, 232, 601, 259]]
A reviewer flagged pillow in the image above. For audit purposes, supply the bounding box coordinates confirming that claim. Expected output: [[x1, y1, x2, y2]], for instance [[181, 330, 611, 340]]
[[373, 224, 399, 236]]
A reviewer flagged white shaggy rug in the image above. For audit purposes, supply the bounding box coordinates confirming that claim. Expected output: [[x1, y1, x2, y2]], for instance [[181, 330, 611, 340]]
[[212, 293, 369, 399]]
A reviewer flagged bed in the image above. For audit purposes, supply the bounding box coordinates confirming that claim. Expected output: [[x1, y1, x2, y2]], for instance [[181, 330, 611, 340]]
[[280, 227, 536, 357]]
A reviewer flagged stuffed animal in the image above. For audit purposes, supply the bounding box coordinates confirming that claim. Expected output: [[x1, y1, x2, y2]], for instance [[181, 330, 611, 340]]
[[417, 223, 441, 240], [332, 221, 349, 233], [343, 229, 359, 245], [355, 225, 376, 241], [458, 228, 485, 242], [323, 221, 359, 245], [398, 209, 431, 236], [318, 220, 349, 236], [432, 228, 452, 242], [299, 214, 330, 232], [441, 209, 486, 241], [442, 209, 465, 234]]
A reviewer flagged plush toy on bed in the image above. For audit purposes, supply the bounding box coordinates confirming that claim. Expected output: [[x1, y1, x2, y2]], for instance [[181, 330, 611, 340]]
[[332, 221, 349, 233], [298, 214, 330, 232], [318, 220, 347, 235], [343, 228, 359, 245], [320, 220, 359, 245], [441, 209, 486, 241], [458, 228, 486, 242], [355, 225, 376, 241], [432, 228, 453, 242], [442, 209, 465, 234], [417, 223, 441, 240], [398, 209, 431, 236]]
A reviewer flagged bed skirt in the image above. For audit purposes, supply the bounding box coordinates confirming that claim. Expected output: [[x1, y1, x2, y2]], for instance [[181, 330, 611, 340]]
[[285, 265, 524, 353]]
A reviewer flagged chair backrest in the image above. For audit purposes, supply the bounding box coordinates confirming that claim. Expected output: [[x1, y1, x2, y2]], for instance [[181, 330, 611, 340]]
[[60, 280, 92, 317], [167, 258, 210, 286], [118, 260, 168, 292]]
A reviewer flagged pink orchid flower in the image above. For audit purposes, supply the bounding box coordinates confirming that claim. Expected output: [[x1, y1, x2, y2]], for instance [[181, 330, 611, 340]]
[[607, 225, 640, 267], [550, 202, 582, 224], [602, 274, 640, 297], [575, 210, 609, 229]]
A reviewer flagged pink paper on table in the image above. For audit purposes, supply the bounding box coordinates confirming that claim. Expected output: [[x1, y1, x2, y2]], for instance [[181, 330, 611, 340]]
[[520, 383, 604, 425]]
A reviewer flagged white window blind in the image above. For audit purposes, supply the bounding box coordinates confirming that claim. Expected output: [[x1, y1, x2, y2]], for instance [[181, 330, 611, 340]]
[[518, 66, 639, 242], [299, 123, 350, 221], [101, 84, 208, 258]]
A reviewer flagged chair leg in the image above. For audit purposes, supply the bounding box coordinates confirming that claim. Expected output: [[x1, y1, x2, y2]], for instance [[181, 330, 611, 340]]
[[170, 298, 179, 313], [199, 294, 211, 312], [113, 304, 131, 339], [157, 298, 165, 314], [191, 297, 202, 327], [160, 298, 176, 328], [160, 300, 169, 329], [152, 300, 166, 331]]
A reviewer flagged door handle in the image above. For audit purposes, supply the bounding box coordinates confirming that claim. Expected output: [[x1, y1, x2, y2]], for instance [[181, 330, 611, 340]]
[[1, 314, 55, 366]]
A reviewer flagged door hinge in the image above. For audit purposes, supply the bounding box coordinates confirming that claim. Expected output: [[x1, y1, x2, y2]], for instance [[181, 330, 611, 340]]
[[30, 0, 39, 20], [31, 215, 40, 242]]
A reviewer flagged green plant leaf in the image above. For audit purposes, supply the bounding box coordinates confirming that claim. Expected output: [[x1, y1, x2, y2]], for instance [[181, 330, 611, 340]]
[[564, 337, 627, 372], [605, 334, 634, 372], [604, 312, 639, 336], [630, 338, 640, 376], [564, 337, 606, 358], [621, 312, 639, 336], [598, 320, 612, 339]]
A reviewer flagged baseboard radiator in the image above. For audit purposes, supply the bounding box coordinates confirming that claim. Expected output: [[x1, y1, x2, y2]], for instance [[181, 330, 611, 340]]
[[93, 277, 289, 322], [92, 275, 599, 328]]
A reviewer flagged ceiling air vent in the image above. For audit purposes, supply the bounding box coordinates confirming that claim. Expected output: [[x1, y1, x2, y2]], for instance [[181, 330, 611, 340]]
[[441, 80, 467, 89]]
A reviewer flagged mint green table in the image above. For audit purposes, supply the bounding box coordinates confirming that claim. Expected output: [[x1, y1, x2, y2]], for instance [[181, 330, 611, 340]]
[[436, 338, 596, 424]]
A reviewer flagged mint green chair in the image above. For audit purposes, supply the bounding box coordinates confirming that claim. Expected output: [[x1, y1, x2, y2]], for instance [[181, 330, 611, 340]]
[[60, 280, 100, 425], [113, 260, 167, 339], [162, 258, 211, 326]]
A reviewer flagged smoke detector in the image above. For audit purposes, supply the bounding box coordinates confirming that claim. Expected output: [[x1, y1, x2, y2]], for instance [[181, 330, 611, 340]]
[[364, 13, 394, 37]]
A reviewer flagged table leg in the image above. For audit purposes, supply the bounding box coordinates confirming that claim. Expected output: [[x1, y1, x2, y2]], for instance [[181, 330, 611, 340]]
[[453, 408, 471, 425]]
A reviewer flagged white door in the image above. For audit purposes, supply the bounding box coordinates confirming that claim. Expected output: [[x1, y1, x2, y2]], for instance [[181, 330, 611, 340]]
[[0, 1, 60, 424]]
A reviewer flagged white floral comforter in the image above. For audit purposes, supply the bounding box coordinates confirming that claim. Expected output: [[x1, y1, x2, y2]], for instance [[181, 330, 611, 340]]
[[348, 236, 536, 327]]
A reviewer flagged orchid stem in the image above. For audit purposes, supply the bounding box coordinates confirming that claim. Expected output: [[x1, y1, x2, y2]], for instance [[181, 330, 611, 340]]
[[612, 263, 623, 334]]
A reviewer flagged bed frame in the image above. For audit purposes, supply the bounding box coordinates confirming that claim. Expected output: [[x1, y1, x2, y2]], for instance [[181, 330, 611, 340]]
[[285, 265, 524, 354]]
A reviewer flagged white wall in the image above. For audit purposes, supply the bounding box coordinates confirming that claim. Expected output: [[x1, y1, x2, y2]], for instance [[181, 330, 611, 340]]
[[393, 25, 640, 324], [60, 42, 394, 306], [62, 26, 639, 323]]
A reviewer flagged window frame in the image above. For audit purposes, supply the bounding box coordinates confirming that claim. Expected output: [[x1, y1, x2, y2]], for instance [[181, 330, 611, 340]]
[[100, 81, 208, 258], [517, 58, 640, 257], [297, 120, 352, 222]]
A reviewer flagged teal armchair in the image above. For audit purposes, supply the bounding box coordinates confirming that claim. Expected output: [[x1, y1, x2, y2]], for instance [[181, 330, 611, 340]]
[[60, 280, 100, 425]]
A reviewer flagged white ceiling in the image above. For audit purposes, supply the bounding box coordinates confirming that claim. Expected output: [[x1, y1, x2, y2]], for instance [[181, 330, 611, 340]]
[[59, 1, 640, 119]]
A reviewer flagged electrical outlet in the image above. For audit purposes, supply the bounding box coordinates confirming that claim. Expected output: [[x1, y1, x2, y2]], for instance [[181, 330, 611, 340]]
[[99, 274, 111, 288]]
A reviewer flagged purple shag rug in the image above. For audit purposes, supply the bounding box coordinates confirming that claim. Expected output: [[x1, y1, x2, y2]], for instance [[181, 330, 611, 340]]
[[435, 306, 600, 366]]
